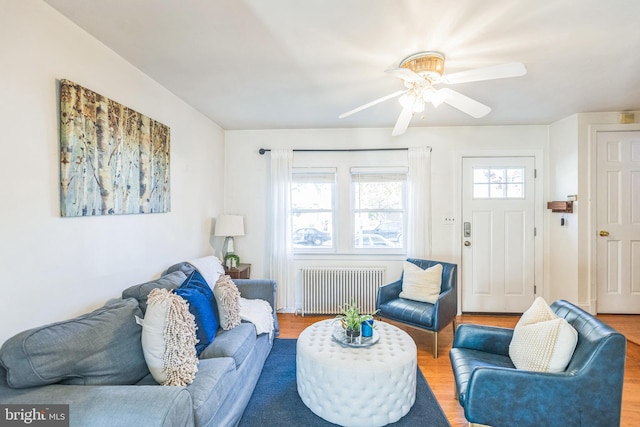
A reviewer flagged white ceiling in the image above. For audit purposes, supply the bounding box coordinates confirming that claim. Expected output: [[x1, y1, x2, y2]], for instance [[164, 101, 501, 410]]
[[44, 0, 640, 131]]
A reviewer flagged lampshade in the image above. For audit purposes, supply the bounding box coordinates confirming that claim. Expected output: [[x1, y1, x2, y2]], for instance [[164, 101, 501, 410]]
[[214, 215, 245, 237]]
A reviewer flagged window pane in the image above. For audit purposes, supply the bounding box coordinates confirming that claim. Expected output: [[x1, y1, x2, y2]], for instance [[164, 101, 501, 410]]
[[506, 183, 523, 198], [354, 181, 403, 209], [292, 213, 333, 248], [473, 168, 490, 183], [354, 212, 403, 248], [507, 168, 523, 183], [490, 183, 505, 198], [291, 182, 333, 209], [473, 184, 489, 198], [489, 169, 505, 184]]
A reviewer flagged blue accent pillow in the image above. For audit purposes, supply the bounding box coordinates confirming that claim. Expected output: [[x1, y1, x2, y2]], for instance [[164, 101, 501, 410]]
[[174, 270, 219, 356]]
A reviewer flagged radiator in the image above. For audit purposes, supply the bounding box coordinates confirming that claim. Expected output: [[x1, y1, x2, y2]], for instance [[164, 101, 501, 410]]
[[301, 267, 385, 316]]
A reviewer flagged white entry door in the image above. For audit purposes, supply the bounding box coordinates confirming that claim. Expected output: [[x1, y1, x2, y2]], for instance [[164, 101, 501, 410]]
[[596, 130, 640, 313], [462, 157, 536, 312]]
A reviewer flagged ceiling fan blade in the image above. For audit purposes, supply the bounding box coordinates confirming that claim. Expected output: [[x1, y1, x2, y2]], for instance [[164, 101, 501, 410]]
[[391, 106, 413, 136], [339, 89, 408, 119], [440, 88, 491, 118], [443, 62, 526, 85], [385, 67, 423, 82]]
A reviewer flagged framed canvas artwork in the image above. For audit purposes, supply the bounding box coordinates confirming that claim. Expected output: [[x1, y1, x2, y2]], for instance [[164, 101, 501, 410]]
[[59, 79, 170, 216]]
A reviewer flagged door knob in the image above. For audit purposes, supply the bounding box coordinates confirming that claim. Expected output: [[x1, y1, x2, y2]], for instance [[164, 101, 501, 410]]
[[464, 241, 471, 246], [599, 230, 610, 237]]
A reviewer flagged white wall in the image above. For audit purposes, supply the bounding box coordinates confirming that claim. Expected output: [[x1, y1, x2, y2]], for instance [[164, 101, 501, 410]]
[[225, 125, 548, 311], [0, 1, 225, 343], [547, 115, 579, 303]]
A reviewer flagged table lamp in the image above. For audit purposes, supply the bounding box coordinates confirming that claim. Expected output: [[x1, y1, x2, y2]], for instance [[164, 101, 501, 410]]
[[214, 214, 245, 263]]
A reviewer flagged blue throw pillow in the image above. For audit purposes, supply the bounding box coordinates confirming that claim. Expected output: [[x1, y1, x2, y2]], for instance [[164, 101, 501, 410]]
[[175, 270, 219, 355]]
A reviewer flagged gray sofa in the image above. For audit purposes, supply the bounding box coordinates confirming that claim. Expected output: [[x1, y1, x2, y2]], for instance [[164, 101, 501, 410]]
[[0, 263, 279, 427]]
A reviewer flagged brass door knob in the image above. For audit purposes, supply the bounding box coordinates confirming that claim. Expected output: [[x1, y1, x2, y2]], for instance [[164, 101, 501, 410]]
[[464, 241, 471, 246], [599, 230, 610, 237]]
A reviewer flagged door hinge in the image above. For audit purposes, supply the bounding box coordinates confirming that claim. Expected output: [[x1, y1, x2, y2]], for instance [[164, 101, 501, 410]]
[[534, 285, 537, 294], [534, 227, 537, 237], [534, 169, 537, 178]]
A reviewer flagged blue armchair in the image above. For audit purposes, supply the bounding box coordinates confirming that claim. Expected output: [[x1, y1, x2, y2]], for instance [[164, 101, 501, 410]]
[[375, 258, 457, 358], [449, 300, 626, 427]]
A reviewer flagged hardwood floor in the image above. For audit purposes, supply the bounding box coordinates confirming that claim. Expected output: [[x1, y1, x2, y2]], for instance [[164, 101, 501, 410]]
[[277, 313, 640, 427]]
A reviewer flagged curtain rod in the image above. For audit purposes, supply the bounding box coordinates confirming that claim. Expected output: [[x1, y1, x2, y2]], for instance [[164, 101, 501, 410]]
[[258, 147, 430, 155]]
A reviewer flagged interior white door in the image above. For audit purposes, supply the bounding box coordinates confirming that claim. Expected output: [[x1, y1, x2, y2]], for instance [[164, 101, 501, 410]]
[[462, 157, 536, 312], [596, 130, 640, 313]]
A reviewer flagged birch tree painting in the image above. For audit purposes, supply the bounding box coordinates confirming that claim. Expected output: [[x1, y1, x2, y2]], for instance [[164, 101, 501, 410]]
[[59, 79, 170, 216]]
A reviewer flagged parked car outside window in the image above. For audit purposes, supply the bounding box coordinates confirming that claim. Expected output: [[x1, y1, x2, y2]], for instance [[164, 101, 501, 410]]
[[354, 233, 395, 248], [364, 221, 403, 243], [293, 228, 331, 246]]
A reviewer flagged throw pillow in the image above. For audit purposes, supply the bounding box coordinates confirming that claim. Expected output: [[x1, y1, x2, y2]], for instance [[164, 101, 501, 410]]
[[399, 261, 443, 304], [214, 275, 242, 330], [140, 288, 198, 386], [174, 270, 219, 356], [509, 297, 578, 373], [0, 298, 149, 389]]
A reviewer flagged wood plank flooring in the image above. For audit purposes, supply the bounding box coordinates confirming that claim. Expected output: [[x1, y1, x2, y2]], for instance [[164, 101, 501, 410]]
[[277, 313, 640, 427]]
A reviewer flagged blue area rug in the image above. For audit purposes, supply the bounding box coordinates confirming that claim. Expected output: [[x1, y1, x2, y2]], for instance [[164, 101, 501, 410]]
[[239, 338, 450, 426]]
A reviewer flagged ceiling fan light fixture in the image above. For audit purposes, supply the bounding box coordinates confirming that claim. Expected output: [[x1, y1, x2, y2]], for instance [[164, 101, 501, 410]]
[[399, 51, 445, 79]]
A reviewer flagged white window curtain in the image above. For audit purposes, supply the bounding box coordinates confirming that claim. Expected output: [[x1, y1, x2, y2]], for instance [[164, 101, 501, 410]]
[[269, 149, 294, 311], [406, 147, 432, 258]]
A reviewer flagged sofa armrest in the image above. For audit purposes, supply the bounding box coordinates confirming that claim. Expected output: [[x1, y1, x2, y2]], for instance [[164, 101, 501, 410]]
[[465, 367, 579, 426], [376, 279, 402, 309], [452, 324, 513, 356], [233, 279, 279, 336]]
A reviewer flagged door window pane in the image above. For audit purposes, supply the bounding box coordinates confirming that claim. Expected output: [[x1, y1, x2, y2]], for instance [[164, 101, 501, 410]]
[[472, 167, 525, 199]]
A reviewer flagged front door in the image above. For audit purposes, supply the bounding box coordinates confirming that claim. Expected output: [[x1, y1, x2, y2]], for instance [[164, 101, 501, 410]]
[[596, 130, 640, 313], [461, 156, 536, 312]]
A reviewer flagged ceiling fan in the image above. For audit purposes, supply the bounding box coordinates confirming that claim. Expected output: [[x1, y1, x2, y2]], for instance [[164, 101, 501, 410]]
[[339, 51, 527, 136]]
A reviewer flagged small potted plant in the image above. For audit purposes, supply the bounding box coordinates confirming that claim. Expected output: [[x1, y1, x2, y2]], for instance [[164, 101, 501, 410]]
[[336, 300, 377, 343]]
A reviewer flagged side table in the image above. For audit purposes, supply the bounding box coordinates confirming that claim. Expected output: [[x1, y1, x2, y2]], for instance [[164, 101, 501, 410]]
[[224, 263, 251, 279]]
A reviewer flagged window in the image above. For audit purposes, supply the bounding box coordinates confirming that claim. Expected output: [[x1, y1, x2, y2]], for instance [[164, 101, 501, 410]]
[[352, 168, 406, 249], [472, 167, 524, 199], [291, 169, 335, 250]]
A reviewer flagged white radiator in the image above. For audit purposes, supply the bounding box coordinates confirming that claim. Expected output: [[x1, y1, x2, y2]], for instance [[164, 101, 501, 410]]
[[301, 267, 385, 316]]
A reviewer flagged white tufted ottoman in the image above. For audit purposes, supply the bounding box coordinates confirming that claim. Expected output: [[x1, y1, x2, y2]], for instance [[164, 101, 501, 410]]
[[296, 319, 417, 427]]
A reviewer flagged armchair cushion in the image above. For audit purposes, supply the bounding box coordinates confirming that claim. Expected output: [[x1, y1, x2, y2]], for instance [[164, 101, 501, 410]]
[[509, 297, 577, 373], [399, 262, 442, 304]]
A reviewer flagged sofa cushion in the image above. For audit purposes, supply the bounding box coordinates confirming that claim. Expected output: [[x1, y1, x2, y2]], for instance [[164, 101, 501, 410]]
[[185, 357, 238, 426], [509, 297, 578, 372], [141, 288, 198, 386], [122, 271, 187, 313], [214, 275, 241, 330], [200, 322, 257, 368], [175, 270, 219, 355], [0, 298, 149, 389], [399, 261, 442, 304]]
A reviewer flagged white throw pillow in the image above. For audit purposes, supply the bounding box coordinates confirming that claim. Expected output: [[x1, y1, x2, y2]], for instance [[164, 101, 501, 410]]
[[509, 297, 578, 373], [214, 275, 242, 330], [399, 262, 443, 304], [139, 288, 198, 386]]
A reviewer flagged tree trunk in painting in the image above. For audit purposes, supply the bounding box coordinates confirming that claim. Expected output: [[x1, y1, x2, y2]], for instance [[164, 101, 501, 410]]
[[96, 95, 114, 215], [138, 115, 151, 213]]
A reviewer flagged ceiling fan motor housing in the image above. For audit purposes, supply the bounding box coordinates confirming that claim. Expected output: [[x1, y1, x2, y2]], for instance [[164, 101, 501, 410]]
[[400, 51, 445, 79]]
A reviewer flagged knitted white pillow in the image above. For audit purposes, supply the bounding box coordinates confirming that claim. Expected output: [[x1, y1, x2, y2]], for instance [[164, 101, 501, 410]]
[[214, 275, 242, 330], [139, 288, 198, 386], [509, 297, 578, 373], [399, 262, 443, 304]]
